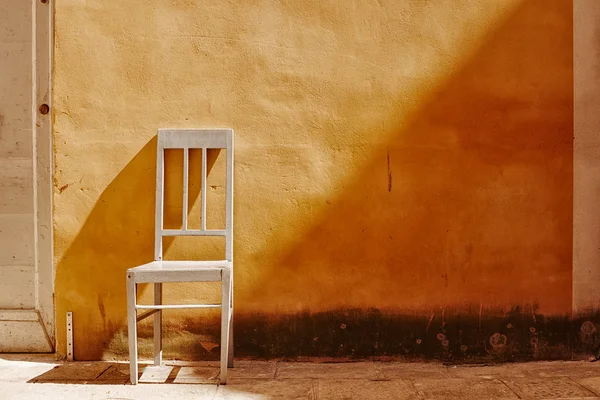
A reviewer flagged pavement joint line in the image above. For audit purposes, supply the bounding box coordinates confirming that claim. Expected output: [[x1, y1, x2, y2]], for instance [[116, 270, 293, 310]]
[[567, 375, 600, 398], [499, 378, 522, 399]]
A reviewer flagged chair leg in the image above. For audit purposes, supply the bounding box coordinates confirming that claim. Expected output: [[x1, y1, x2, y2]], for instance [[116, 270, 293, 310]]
[[220, 270, 231, 384], [227, 276, 234, 368], [126, 273, 138, 385], [154, 283, 163, 366]]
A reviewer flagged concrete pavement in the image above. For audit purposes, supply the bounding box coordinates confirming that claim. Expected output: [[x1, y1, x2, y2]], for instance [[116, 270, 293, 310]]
[[2, 355, 600, 399]]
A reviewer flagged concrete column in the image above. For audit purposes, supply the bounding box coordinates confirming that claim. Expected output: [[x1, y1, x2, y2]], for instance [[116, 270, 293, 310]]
[[573, 0, 600, 314]]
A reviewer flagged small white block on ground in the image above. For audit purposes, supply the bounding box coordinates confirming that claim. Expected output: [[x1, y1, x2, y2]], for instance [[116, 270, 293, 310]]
[[139, 365, 173, 383]]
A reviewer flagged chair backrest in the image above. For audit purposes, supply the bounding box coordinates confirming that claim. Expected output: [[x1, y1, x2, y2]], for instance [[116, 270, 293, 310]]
[[154, 128, 234, 262]]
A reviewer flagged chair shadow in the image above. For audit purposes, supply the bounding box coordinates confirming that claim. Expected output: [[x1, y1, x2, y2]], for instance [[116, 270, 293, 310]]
[[54, 136, 221, 360], [27, 362, 132, 385], [27, 361, 219, 385]]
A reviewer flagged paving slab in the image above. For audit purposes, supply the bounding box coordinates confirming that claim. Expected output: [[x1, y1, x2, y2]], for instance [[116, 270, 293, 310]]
[[215, 379, 317, 400], [446, 364, 529, 379], [2, 382, 218, 400], [172, 366, 219, 384], [574, 377, 600, 397], [94, 364, 131, 384], [277, 362, 380, 380], [377, 362, 450, 380], [316, 379, 420, 400], [27, 362, 112, 383], [412, 377, 519, 399], [518, 361, 600, 378], [0, 359, 56, 383], [503, 377, 598, 399], [229, 360, 277, 380]]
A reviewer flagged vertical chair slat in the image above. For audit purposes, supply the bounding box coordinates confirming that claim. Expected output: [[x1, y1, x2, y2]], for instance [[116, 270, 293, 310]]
[[154, 139, 165, 260], [182, 148, 189, 230], [201, 147, 207, 231]]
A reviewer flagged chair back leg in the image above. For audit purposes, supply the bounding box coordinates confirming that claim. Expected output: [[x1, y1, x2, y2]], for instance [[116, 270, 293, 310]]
[[220, 269, 232, 384], [154, 283, 163, 366], [127, 274, 138, 384]]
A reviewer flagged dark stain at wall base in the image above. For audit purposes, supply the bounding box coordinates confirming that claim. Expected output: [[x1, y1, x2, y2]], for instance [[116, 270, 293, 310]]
[[111, 308, 600, 364]]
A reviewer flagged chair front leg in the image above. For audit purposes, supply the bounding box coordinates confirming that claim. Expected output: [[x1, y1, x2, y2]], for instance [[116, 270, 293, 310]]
[[228, 272, 234, 368], [154, 283, 163, 366], [126, 273, 138, 385], [220, 269, 232, 384]]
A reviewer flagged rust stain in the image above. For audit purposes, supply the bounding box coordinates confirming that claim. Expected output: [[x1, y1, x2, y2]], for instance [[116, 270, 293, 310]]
[[52, 138, 220, 360], [426, 313, 435, 332], [387, 152, 392, 192], [58, 183, 70, 193], [199, 341, 219, 352], [97, 294, 106, 326]]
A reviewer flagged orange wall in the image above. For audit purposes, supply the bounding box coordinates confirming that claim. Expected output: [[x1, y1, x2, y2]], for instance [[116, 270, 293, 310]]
[[53, 0, 573, 359]]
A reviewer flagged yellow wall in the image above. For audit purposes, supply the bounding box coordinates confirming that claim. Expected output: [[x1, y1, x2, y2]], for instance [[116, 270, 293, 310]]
[[53, 0, 573, 359]]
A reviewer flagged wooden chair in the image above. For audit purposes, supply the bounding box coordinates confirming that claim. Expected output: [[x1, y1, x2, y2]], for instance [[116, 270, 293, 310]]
[[126, 129, 234, 384]]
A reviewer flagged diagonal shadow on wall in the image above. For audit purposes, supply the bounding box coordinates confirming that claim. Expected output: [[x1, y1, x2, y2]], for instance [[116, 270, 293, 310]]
[[243, 0, 573, 317]]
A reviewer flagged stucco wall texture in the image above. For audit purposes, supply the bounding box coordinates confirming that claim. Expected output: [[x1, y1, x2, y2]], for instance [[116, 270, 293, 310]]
[[53, 0, 574, 360]]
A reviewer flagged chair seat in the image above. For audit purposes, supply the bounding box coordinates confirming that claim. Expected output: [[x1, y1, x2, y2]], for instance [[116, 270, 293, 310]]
[[128, 260, 231, 283]]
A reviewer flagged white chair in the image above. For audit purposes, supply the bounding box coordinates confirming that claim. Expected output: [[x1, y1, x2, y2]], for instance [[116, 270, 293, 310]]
[[126, 128, 234, 385]]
